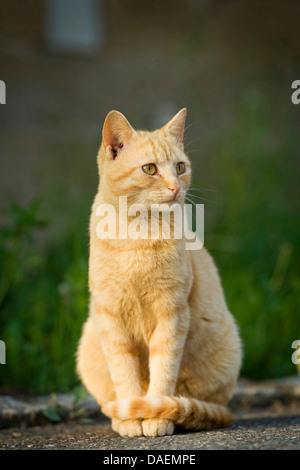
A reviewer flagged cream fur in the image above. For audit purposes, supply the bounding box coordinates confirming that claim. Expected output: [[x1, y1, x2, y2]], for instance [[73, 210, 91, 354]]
[[76, 108, 242, 437]]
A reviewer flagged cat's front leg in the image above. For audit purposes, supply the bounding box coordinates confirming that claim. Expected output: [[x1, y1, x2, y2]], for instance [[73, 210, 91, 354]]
[[143, 304, 190, 436], [93, 305, 143, 437]]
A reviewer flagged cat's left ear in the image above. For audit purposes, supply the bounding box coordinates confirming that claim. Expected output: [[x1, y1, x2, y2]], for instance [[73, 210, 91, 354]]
[[160, 108, 187, 147]]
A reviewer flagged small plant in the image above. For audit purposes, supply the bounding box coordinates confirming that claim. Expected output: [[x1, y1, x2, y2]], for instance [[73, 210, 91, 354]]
[[43, 386, 94, 424]]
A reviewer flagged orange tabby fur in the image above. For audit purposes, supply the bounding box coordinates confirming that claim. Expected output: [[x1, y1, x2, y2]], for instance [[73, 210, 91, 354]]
[[76, 108, 242, 437]]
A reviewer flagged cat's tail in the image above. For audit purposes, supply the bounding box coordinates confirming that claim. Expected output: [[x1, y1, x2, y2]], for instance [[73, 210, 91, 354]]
[[102, 396, 233, 430]]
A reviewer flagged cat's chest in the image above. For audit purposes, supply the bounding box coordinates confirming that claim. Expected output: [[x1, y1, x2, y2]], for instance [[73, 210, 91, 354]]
[[90, 244, 192, 343], [90, 242, 191, 312], [113, 248, 182, 285]]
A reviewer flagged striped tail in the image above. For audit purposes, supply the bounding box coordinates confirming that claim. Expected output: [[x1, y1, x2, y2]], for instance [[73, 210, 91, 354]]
[[102, 396, 233, 430]]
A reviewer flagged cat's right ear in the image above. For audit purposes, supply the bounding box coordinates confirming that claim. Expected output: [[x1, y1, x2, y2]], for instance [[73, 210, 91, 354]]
[[102, 111, 136, 159]]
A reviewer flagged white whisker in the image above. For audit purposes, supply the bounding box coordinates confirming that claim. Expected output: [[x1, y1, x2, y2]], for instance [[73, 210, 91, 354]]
[[184, 137, 202, 149], [184, 121, 201, 133], [186, 191, 218, 205]]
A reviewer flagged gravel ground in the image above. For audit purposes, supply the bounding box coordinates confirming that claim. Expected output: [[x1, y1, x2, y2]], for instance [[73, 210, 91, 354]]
[[0, 412, 299, 450], [1, 377, 299, 450]]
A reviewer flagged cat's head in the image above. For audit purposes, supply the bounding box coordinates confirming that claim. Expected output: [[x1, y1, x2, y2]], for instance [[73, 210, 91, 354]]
[[98, 109, 191, 208]]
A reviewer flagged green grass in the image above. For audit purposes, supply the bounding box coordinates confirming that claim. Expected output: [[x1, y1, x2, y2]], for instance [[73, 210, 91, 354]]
[[0, 88, 299, 393], [204, 91, 300, 380], [0, 202, 89, 393]]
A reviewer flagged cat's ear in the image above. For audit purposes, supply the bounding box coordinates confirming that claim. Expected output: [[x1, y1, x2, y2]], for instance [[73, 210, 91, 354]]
[[160, 108, 187, 146], [102, 110, 136, 159]]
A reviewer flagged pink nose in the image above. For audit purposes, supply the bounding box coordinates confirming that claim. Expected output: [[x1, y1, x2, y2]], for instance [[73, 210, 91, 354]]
[[168, 183, 180, 196]]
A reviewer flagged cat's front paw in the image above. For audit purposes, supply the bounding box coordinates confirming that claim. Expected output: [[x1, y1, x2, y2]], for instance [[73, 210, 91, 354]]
[[142, 418, 175, 437], [113, 418, 143, 437]]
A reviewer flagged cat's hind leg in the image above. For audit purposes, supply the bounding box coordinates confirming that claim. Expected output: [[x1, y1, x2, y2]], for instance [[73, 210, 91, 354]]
[[77, 316, 143, 437], [76, 315, 116, 406]]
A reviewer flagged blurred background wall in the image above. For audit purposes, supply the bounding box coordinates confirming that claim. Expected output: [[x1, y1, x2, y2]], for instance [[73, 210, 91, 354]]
[[0, 0, 299, 394]]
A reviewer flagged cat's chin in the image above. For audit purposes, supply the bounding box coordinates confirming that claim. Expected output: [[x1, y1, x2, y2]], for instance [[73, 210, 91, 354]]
[[148, 196, 182, 206]]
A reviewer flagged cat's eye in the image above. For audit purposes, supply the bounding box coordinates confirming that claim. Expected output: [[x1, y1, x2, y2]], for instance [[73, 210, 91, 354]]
[[176, 162, 185, 175], [142, 164, 157, 175]]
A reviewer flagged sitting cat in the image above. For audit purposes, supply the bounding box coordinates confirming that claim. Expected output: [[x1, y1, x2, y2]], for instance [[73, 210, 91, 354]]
[[76, 108, 242, 437]]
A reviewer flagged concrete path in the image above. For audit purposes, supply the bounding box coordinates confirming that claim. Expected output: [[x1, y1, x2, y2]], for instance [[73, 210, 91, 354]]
[[0, 377, 299, 450], [0, 413, 300, 450]]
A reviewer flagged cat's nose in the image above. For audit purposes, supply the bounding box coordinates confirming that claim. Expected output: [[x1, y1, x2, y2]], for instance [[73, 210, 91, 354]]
[[168, 183, 180, 196]]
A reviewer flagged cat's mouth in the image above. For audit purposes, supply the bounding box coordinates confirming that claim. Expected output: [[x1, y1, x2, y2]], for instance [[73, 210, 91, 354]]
[[166, 195, 177, 202], [148, 192, 183, 205], [166, 193, 184, 204]]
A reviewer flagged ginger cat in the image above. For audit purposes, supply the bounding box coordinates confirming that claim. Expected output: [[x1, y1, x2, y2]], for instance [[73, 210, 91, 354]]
[[76, 108, 242, 437]]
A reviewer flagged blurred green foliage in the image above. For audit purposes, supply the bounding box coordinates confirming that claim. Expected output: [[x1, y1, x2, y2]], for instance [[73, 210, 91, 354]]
[[0, 93, 299, 394], [0, 202, 89, 393], [204, 91, 300, 380]]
